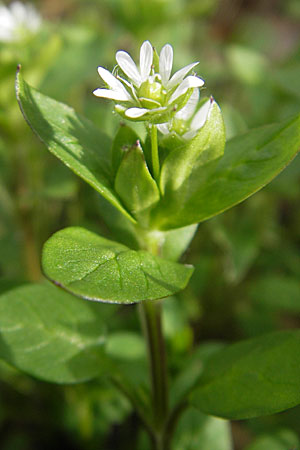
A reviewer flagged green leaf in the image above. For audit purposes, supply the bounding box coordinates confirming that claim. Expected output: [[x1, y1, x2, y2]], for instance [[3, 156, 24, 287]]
[[114, 142, 160, 226], [111, 124, 140, 176], [160, 100, 225, 194], [42, 227, 194, 304], [0, 283, 115, 383], [173, 408, 232, 450], [189, 331, 300, 419], [152, 113, 300, 230], [15, 68, 135, 222]]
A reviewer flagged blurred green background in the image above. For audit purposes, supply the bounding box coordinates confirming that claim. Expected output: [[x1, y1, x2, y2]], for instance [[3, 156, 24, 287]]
[[0, 0, 300, 448]]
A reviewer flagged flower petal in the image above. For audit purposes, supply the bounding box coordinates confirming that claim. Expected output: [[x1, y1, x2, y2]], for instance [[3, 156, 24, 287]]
[[11, 2, 28, 24], [175, 88, 199, 120], [157, 123, 170, 135], [116, 50, 142, 86], [98, 67, 124, 90], [169, 76, 204, 103], [182, 129, 197, 140], [125, 108, 149, 118], [97, 67, 132, 100], [140, 40, 153, 81], [0, 6, 14, 28], [190, 98, 213, 131], [93, 88, 131, 101], [167, 62, 199, 89], [159, 43, 173, 86]]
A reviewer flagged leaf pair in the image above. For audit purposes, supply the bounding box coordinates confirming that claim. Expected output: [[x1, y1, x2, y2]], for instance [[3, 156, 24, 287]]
[[16, 69, 300, 231]]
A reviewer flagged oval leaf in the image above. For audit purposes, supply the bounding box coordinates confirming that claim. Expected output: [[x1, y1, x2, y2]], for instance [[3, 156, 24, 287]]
[[152, 113, 300, 229], [189, 331, 300, 419], [0, 283, 114, 383], [15, 68, 135, 223], [42, 227, 194, 304]]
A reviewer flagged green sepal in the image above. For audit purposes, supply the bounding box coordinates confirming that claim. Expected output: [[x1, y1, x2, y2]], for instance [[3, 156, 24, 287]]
[[114, 142, 160, 226], [42, 227, 194, 304], [111, 124, 140, 176], [160, 99, 225, 194]]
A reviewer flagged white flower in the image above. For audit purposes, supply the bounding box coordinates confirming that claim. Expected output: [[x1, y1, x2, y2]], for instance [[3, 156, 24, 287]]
[[157, 94, 214, 140], [0, 1, 41, 42], [93, 40, 205, 123]]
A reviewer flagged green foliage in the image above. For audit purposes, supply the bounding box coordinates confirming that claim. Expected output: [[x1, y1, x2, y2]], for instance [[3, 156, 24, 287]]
[[0, 283, 114, 383], [114, 142, 160, 226], [15, 69, 134, 222], [111, 124, 140, 175], [160, 100, 225, 194], [42, 227, 194, 304], [15, 68, 300, 237], [173, 408, 232, 450], [2, 2, 300, 447], [152, 114, 300, 229], [190, 331, 300, 419]]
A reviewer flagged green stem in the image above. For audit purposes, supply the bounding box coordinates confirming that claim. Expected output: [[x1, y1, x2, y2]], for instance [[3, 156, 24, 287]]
[[150, 124, 160, 181], [140, 300, 168, 427]]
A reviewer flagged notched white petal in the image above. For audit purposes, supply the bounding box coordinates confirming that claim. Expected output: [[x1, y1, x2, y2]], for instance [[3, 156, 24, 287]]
[[175, 88, 199, 120], [125, 108, 149, 118], [159, 44, 173, 86], [169, 76, 204, 103], [98, 67, 122, 89], [116, 51, 142, 86], [97, 67, 132, 100], [140, 40, 153, 81], [93, 88, 131, 101], [167, 62, 199, 89], [190, 98, 213, 131]]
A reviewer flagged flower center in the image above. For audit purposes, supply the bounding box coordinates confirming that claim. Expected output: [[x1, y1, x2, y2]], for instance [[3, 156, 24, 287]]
[[138, 78, 165, 106]]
